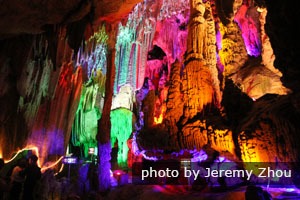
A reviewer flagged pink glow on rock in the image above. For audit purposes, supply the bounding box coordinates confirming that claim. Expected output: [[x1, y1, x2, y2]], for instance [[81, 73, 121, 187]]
[[153, 13, 188, 65], [216, 28, 222, 51], [234, 5, 261, 57], [145, 60, 164, 85]]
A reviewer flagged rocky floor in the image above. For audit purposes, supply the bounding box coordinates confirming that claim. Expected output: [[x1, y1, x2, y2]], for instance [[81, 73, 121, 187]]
[[93, 184, 300, 200]]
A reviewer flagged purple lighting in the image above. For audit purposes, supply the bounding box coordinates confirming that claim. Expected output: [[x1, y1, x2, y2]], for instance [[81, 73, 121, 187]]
[[62, 156, 78, 164], [234, 5, 261, 57]]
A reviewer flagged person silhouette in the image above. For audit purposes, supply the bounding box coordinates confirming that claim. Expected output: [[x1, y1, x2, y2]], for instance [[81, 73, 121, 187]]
[[0, 158, 7, 200], [22, 155, 41, 200], [9, 158, 27, 200]]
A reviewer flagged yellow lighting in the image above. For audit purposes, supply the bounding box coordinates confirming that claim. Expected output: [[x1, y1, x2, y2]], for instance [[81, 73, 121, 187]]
[[257, 7, 264, 13], [154, 105, 166, 125]]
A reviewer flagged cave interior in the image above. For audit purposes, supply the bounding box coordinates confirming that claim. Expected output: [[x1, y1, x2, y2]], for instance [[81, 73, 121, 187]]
[[0, 0, 300, 199]]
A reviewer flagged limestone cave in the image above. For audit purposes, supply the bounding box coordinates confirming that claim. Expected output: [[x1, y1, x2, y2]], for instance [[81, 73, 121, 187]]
[[0, 0, 300, 199]]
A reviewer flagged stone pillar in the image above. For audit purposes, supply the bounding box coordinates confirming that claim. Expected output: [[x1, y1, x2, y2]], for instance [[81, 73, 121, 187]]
[[181, 0, 221, 121], [97, 24, 117, 192]]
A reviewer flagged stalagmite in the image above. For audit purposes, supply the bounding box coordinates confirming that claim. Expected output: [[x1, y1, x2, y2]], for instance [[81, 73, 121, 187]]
[[97, 24, 116, 192], [164, 60, 184, 149], [182, 0, 221, 120]]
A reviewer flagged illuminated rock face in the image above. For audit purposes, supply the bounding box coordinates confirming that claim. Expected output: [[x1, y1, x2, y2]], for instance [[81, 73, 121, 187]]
[[135, 0, 300, 164], [164, 60, 184, 149], [29, 62, 82, 165], [0, 35, 79, 163], [182, 0, 221, 119], [238, 94, 300, 163], [229, 4, 289, 100], [218, 22, 248, 77]]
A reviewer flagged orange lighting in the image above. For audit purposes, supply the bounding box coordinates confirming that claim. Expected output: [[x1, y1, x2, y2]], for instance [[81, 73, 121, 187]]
[[41, 156, 64, 173], [4, 146, 39, 166], [4, 146, 63, 173], [154, 114, 163, 124], [154, 105, 166, 125]]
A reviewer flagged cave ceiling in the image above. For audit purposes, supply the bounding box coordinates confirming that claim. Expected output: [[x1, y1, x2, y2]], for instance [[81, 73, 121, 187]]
[[0, 0, 143, 39]]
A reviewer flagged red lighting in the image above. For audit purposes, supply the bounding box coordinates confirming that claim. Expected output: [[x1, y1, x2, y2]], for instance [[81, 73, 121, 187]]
[[113, 170, 124, 178]]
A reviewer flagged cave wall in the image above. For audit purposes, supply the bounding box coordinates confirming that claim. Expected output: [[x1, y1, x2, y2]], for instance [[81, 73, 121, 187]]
[[0, 0, 142, 163], [0, 35, 34, 159], [0, 30, 82, 165]]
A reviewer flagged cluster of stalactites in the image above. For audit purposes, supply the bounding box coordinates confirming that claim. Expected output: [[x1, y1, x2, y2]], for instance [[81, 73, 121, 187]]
[[153, 13, 188, 66], [71, 71, 106, 157], [70, 26, 109, 157], [76, 25, 108, 81], [114, 0, 157, 94], [158, 0, 190, 20]]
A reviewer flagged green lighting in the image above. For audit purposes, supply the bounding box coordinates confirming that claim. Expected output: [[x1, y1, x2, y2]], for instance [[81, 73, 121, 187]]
[[110, 108, 133, 168], [71, 71, 105, 157], [88, 25, 108, 44], [80, 25, 108, 78]]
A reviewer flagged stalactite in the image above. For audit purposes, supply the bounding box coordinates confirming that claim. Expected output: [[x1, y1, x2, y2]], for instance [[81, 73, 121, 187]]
[[70, 25, 108, 158], [114, 23, 135, 93], [220, 4, 289, 100], [136, 17, 156, 90], [71, 73, 105, 157], [77, 25, 108, 81], [153, 13, 188, 66], [114, 1, 157, 93], [158, 0, 190, 21]]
